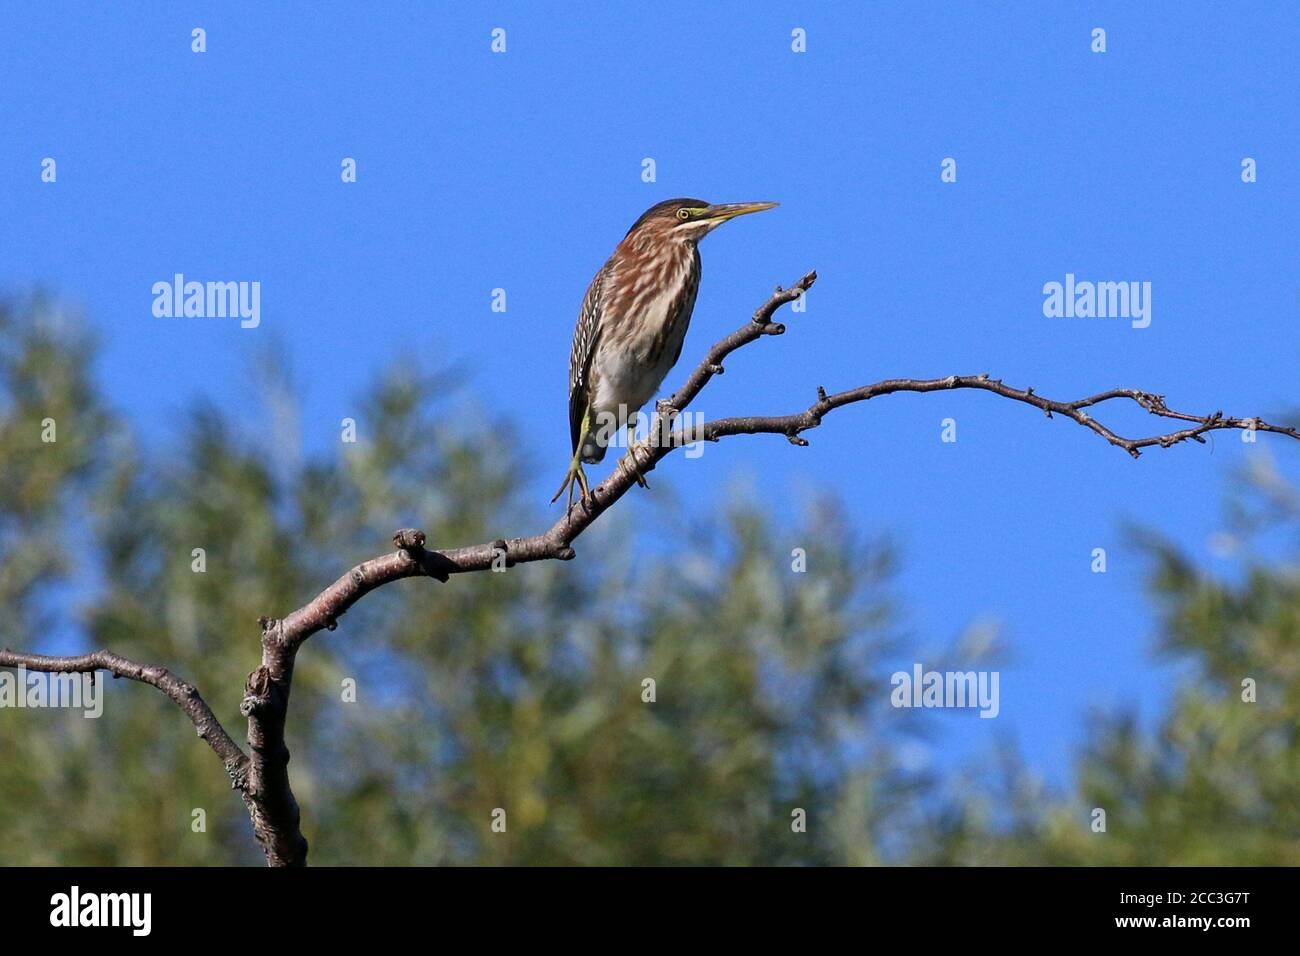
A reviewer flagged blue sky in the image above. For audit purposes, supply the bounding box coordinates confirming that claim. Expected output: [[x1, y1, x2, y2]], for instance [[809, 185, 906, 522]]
[[3, 2, 1297, 789]]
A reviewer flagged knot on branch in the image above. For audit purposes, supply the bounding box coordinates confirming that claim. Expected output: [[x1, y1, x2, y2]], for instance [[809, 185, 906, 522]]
[[241, 666, 273, 717], [393, 528, 426, 551], [1135, 391, 1167, 413], [655, 398, 679, 422]]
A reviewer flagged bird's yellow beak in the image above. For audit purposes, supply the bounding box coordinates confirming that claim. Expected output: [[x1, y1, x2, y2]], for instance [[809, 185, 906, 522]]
[[700, 201, 779, 223]]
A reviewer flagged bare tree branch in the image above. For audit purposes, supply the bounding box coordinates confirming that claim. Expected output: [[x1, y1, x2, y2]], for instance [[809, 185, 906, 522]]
[[0, 647, 248, 779], [690, 374, 1299, 457], [5, 268, 1296, 865], [239, 619, 307, 866]]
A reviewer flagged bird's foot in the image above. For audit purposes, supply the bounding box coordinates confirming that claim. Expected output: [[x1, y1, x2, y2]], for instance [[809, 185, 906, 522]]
[[618, 440, 651, 489], [550, 458, 592, 511]]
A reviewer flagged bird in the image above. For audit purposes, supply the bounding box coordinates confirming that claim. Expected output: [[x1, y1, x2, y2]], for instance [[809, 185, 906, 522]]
[[552, 197, 778, 508]]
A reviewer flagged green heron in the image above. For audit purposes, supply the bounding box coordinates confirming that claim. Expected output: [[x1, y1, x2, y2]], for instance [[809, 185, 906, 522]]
[[552, 197, 778, 507]]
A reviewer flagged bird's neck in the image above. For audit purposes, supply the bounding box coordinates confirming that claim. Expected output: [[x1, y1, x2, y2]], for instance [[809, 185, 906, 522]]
[[620, 233, 696, 259]]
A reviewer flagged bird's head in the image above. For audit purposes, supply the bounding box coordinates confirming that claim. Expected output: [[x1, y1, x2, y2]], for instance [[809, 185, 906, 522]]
[[623, 197, 778, 246]]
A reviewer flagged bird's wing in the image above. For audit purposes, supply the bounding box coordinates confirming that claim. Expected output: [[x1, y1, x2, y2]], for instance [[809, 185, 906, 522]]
[[667, 250, 702, 368], [569, 263, 608, 455]]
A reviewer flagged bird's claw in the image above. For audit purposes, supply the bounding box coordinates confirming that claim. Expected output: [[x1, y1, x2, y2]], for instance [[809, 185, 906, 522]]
[[618, 440, 651, 490], [551, 460, 593, 511]]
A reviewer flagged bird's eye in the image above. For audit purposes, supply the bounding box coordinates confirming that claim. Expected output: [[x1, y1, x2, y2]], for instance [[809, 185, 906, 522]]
[[676, 208, 691, 221]]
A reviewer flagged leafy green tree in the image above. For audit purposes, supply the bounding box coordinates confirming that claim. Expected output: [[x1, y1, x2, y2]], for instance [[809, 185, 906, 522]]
[[926, 455, 1300, 865]]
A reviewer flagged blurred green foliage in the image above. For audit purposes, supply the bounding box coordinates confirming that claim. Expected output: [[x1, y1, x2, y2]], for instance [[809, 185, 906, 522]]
[[924, 461, 1300, 865], [0, 300, 1296, 865]]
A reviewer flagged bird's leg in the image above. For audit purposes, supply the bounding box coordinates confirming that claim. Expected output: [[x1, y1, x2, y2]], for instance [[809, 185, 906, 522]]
[[550, 446, 592, 510], [552, 409, 595, 509], [618, 424, 650, 489]]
